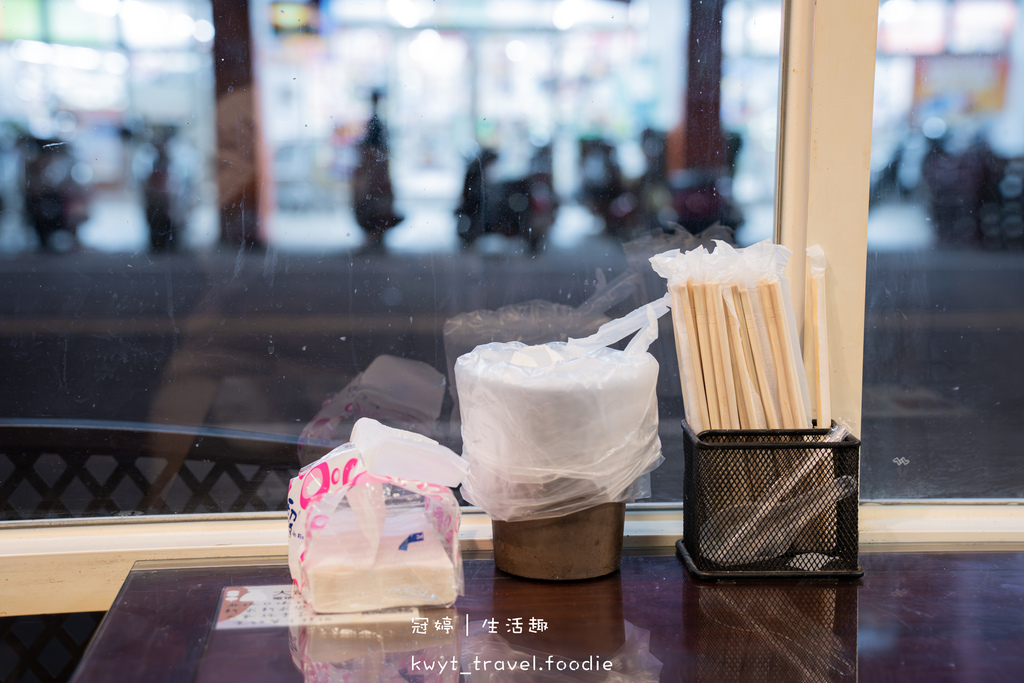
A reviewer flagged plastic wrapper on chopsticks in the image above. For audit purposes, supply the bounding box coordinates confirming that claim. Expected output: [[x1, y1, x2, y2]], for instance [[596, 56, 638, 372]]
[[455, 296, 669, 522], [650, 239, 812, 432], [288, 418, 468, 613], [805, 245, 832, 429]]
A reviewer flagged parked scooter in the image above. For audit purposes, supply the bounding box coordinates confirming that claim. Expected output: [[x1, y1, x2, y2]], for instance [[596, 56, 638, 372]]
[[578, 138, 640, 240], [579, 132, 744, 239], [22, 136, 90, 251], [667, 168, 744, 234], [352, 90, 404, 250], [455, 145, 558, 253]]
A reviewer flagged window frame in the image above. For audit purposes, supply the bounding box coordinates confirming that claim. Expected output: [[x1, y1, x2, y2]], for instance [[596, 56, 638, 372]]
[[5, 0, 1024, 619]]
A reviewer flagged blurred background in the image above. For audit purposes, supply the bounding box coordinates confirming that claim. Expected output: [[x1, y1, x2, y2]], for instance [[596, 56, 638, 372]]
[[0, 0, 1022, 525], [0, 0, 783, 255]]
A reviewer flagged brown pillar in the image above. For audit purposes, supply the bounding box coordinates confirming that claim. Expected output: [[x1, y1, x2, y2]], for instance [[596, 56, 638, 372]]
[[211, 0, 262, 247], [684, 0, 726, 171]]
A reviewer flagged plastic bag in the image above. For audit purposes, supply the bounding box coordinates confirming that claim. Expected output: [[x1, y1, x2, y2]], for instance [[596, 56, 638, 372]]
[[442, 272, 640, 414], [288, 418, 467, 613], [455, 296, 669, 522]]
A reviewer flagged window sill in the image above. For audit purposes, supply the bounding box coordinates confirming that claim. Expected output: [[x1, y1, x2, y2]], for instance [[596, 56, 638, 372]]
[[2, 502, 1024, 617]]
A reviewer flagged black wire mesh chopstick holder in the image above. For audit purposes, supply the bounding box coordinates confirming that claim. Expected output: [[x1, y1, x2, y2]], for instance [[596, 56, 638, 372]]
[[678, 420, 862, 580]]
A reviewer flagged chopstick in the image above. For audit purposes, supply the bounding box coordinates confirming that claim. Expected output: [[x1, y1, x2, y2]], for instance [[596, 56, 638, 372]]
[[811, 272, 832, 429], [693, 282, 722, 430], [758, 279, 797, 428], [707, 282, 740, 430], [673, 280, 711, 432], [737, 285, 781, 430], [668, 283, 696, 430], [723, 285, 759, 430], [768, 278, 810, 429]]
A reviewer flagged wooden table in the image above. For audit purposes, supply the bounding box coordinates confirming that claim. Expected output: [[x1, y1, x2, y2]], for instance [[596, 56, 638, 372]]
[[70, 548, 1024, 682]]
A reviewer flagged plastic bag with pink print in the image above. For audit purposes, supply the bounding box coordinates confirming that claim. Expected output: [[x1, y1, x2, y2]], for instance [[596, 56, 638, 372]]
[[288, 418, 467, 614]]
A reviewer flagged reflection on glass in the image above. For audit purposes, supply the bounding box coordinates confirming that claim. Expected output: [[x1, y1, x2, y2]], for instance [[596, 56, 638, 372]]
[[865, 0, 1024, 497], [0, 0, 783, 520]]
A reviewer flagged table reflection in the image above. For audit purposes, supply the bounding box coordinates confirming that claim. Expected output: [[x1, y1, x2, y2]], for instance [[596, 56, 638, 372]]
[[284, 568, 666, 682], [71, 554, 1024, 682], [683, 581, 858, 682], [289, 608, 459, 682], [461, 620, 661, 682]]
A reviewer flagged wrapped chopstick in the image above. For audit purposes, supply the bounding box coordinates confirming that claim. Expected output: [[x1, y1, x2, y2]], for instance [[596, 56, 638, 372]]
[[806, 245, 832, 429], [651, 239, 813, 436]]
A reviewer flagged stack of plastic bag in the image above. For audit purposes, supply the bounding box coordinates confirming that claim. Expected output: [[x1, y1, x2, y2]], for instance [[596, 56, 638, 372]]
[[455, 297, 669, 522], [288, 418, 468, 613], [442, 269, 641, 415]]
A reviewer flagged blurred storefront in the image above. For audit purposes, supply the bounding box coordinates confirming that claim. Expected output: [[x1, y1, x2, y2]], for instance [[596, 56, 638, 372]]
[[0, 0, 218, 251], [251, 0, 783, 251], [0, 0, 786, 252], [870, 0, 1024, 249]]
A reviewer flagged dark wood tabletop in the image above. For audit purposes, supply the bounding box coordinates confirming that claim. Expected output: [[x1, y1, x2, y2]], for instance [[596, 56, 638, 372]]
[[70, 548, 1024, 682]]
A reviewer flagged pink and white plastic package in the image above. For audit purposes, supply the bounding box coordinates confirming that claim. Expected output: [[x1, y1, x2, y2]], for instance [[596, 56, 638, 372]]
[[287, 418, 467, 614]]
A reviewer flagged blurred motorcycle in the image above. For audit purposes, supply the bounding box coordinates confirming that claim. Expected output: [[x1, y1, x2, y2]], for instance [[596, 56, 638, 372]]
[[579, 132, 744, 239], [578, 138, 640, 240], [455, 145, 558, 253], [22, 136, 90, 251], [667, 168, 744, 234]]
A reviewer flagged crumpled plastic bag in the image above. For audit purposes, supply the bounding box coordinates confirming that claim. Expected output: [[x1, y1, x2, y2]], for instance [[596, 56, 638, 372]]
[[288, 418, 468, 613], [455, 296, 669, 522]]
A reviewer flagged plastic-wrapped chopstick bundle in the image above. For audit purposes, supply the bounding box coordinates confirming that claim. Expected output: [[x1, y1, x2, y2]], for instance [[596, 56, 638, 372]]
[[651, 240, 812, 433]]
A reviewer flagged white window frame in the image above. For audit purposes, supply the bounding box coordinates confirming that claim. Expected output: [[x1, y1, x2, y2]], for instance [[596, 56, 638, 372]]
[[3, 0, 1024, 619]]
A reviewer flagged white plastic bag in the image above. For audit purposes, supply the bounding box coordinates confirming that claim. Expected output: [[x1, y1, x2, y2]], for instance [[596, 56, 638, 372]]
[[455, 296, 669, 522], [288, 418, 467, 613], [299, 480, 462, 613]]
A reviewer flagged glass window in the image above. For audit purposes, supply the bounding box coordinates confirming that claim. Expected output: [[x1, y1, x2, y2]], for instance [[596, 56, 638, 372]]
[[864, 0, 1024, 497], [0, 0, 783, 521]]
